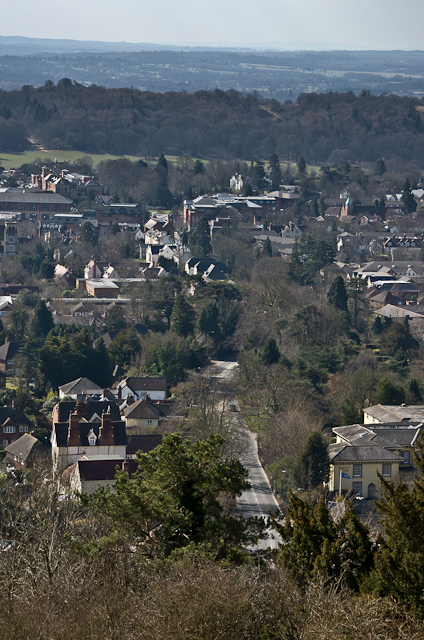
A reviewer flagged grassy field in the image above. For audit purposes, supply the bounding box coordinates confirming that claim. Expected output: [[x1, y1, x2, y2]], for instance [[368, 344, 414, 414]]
[[0, 149, 141, 170], [0, 148, 320, 175]]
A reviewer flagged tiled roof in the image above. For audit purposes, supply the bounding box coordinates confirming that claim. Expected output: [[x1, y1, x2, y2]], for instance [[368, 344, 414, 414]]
[[126, 434, 162, 455], [55, 401, 121, 423], [329, 443, 402, 462], [0, 406, 33, 426], [59, 377, 102, 396], [5, 433, 46, 461], [0, 340, 21, 361], [53, 420, 127, 448], [121, 377, 167, 392]]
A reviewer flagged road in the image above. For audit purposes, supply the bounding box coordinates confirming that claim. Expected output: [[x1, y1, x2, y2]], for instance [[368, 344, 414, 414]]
[[211, 360, 282, 550]]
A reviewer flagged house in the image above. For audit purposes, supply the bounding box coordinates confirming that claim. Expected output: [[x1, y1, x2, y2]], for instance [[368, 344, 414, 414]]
[[51, 407, 127, 472], [230, 173, 244, 191], [123, 397, 175, 433], [126, 433, 162, 459], [363, 404, 424, 424], [86, 280, 120, 298], [70, 302, 91, 317], [0, 407, 34, 446], [52, 399, 121, 425], [62, 455, 137, 494], [58, 377, 103, 400], [117, 377, 167, 401], [332, 423, 421, 471], [327, 443, 402, 498], [5, 433, 47, 468], [54, 264, 76, 289], [282, 222, 302, 240], [0, 340, 22, 376]]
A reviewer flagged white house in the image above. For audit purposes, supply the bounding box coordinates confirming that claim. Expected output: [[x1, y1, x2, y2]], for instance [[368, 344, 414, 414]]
[[117, 377, 167, 401]]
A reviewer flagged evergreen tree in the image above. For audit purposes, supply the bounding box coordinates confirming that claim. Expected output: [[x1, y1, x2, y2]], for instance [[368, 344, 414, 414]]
[[375, 158, 387, 175], [190, 216, 212, 257], [274, 494, 373, 591], [82, 433, 266, 560], [252, 162, 265, 189], [261, 337, 280, 365], [110, 222, 120, 236], [262, 236, 272, 257], [197, 302, 219, 338], [375, 438, 424, 616], [375, 378, 406, 405], [30, 300, 54, 340], [379, 321, 418, 356], [295, 431, 330, 488], [244, 181, 253, 197], [86, 337, 113, 388], [108, 328, 141, 367], [401, 178, 417, 214], [297, 156, 306, 174], [327, 275, 348, 312], [269, 153, 282, 190], [170, 294, 195, 337]]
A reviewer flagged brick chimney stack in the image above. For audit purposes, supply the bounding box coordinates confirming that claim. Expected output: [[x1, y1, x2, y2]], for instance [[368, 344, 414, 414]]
[[67, 411, 80, 446], [99, 409, 114, 446], [76, 399, 87, 419], [145, 394, 150, 404]]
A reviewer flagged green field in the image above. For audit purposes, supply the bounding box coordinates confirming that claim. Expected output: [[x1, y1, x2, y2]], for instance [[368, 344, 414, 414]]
[[0, 149, 142, 170], [0, 148, 320, 175]]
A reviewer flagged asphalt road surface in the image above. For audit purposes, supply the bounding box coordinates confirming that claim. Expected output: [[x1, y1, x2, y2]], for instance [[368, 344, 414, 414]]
[[210, 361, 281, 550]]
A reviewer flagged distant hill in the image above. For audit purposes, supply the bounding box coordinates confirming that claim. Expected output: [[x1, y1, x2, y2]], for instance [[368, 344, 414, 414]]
[[1, 82, 424, 166]]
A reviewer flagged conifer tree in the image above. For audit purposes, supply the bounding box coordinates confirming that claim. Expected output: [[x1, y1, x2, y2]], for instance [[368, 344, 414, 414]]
[[262, 236, 272, 257], [30, 300, 54, 340], [327, 275, 348, 312], [170, 294, 195, 337]]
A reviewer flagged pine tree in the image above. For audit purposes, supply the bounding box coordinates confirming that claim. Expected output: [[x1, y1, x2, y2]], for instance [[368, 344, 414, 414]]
[[375, 158, 387, 175], [327, 276, 348, 312], [190, 216, 212, 257], [269, 153, 282, 190], [261, 337, 280, 365], [375, 378, 406, 404], [297, 156, 306, 174], [401, 178, 417, 214], [262, 236, 272, 257], [295, 431, 330, 488], [30, 300, 54, 340], [375, 438, 424, 616], [170, 294, 195, 337]]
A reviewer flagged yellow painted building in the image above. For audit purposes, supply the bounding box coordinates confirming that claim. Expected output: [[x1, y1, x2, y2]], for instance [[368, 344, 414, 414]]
[[328, 443, 402, 498]]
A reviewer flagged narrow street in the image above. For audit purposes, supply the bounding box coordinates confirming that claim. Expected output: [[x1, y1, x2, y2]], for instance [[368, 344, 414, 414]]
[[210, 360, 282, 550]]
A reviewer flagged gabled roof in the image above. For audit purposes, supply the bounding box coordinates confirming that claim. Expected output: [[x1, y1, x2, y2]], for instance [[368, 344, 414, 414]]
[[55, 401, 121, 423], [0, 340, 21, 361], [123, 399, 161, 419], [126, 434, 163, 455], [120, 377, 167, 392], [76, 457, 138, 481], [329, 443, 403, 462], [364, 404, 424, 423], [53, 420, 127, 448], [5, 433, 46, 461], [0, 406, 33, 426], [59, 377, 103, 396]]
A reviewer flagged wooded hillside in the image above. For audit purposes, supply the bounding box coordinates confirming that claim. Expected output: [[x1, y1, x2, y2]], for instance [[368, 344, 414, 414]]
[[1, 82, 424, 165]]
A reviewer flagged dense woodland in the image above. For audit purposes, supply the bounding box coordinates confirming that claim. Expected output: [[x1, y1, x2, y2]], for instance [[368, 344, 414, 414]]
[[2, 82, 424, 165]]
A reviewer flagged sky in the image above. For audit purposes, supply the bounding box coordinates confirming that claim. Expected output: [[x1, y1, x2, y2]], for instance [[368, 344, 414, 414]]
[[2, 0, 424, 50]]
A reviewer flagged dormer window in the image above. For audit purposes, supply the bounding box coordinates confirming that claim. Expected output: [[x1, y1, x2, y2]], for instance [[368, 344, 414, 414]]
[[87, 429, 97, 446]]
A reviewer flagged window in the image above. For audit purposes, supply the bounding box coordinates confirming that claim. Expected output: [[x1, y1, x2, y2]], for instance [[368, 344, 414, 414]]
[[353, 463, 362, 478], [4, 426, 15, 433], [54, 203, 61, 212], [382, 463, 391, 477], [3, 439, 8, 445], [7, 369, 13, 375], [42, 203, 49, 212], [7, 360, 13, 365], [30, 202, 37, 211], [88, 430, 97, 446], [19, 426, 28, 433], [352, 482, 362, 496], [147, 419, 153, 425], [403, 451, 410, 465]]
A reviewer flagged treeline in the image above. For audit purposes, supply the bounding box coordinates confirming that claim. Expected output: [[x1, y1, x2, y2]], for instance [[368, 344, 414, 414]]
[[2, 81, 424, 164]]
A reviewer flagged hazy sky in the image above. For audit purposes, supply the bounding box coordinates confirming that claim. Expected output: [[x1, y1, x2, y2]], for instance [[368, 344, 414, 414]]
[[2, 0, 424, 50]]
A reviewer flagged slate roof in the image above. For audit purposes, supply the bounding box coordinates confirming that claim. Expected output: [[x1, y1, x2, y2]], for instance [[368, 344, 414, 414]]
[[126, 434, 163, 455], [332, 424, 414, 449], [364, 404, 424, 423], [124, 399, 161, 419], [0, 406, 33, 426], [59, 377, 103, 396], [55, 401, 121, 423], [329, 443, 402, 462], [53, 421, 127, 448], [120, 377, 167, 392], [77, 458, 137, 481], [0, 341, 21, 362], [5, 433, 46, 461]]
